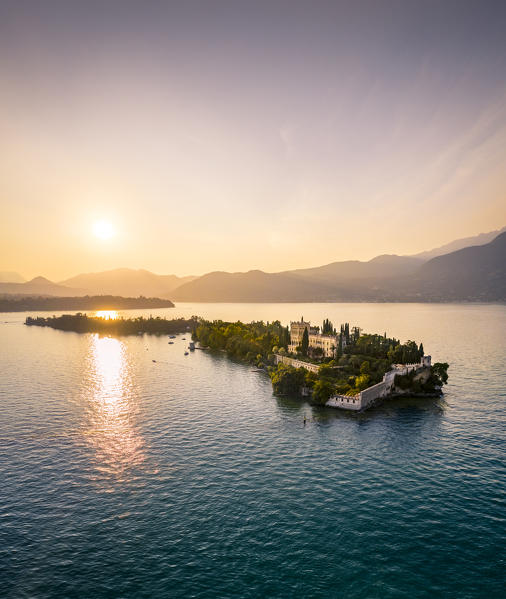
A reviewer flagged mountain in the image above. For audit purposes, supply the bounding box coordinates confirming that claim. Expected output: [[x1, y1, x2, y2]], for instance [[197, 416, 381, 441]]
[[0, 271, 25, 283], [173, 234, 506, 302], [172, 255, 425, 302], [411, 226, 506, 261], [0, 276, 84, 297], [60, 268, 196, 297], [2, 228, 504, 303], [172, 270, 338, 302], [406, 231, 506, 301], [286, 254, 423, 283]]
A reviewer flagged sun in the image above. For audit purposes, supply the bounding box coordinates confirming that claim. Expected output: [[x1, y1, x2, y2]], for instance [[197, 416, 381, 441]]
[[93, 220, 115, 240]]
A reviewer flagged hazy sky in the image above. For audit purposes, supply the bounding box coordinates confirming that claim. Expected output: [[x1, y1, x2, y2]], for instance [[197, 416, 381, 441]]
[[1, 0, 506, 280]]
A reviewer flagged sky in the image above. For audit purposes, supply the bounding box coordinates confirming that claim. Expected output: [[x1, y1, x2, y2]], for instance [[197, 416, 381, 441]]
[[1, 0, 506, 280]]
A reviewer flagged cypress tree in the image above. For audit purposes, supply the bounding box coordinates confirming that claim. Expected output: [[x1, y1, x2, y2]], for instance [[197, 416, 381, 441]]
[[301, 327, 309, 356]]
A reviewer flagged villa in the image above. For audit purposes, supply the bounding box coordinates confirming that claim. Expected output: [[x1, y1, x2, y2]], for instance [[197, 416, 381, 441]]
[[287, 318, 346, 358]]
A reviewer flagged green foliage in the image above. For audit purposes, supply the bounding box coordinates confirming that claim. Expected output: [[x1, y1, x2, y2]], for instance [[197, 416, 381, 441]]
[[322, 319, 335, 335], [387, 340, 422, 364], [301, 327, 309, 356], [431, 362, 449, 385], [25, 314, 195, 336], [304, 371, 318, 388], [269, 364, 306, 395], [395, 362, 449, 395], [354, 374, 370, 391], [312, 379, 335, 405], [193, 318, 289, 364], [360, 360, 370, 374]]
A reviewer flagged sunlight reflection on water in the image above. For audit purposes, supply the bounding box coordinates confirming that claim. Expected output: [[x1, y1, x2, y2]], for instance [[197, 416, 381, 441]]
[[82, 334, 145, 479]]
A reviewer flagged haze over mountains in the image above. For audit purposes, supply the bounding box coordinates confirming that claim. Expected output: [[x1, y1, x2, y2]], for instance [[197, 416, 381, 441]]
[[2, 228, 505, 302], [61, 269, 196, 298]]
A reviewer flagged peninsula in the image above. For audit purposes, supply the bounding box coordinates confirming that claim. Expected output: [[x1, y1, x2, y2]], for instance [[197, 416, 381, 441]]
[[3, 295, 174, 312], [25, 313, 194, 335]]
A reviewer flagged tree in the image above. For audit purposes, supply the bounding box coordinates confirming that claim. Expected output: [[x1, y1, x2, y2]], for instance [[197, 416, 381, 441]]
[[354, 374, 370, 391], [301, 327, 309, 356], [432, 362, 449, 385], [270, 364, 306, 395], [322, 318, 334, 335], [312, 379, 335, 404], [312, 347, 323, 358]]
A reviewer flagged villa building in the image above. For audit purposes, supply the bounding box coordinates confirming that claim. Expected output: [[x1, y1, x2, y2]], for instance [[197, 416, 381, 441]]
[[288, 318, 344, 358]]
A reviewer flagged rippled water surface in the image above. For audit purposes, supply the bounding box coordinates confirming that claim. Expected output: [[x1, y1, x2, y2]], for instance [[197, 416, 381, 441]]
[[1, 303, 505, 598]]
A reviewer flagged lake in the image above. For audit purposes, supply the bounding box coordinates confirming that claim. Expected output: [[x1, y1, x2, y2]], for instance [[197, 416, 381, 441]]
[[1, 303, 505, 598]]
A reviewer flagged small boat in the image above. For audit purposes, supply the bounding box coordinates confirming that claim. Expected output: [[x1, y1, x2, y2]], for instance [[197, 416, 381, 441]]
[[168, 341, 174, 345], [188, 341, 195, 351], [184, 351, 189, 356], [152, 359, 156, 363], [169, 335, 176, 339], [182, 337, 186, 340]]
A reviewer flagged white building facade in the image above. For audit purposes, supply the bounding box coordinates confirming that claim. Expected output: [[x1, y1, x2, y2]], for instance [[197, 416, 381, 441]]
[[288, 318, 343, 358]]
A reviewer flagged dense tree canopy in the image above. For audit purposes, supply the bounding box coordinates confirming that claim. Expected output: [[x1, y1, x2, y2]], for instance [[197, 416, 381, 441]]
[[193, 319, 289, 365], [25, 314, 195, 335]]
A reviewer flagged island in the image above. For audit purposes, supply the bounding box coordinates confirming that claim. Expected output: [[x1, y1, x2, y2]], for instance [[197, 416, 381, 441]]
[[25, 313, 449, 411], [193, 317, 449, 411], [2, 295, 174, 312]]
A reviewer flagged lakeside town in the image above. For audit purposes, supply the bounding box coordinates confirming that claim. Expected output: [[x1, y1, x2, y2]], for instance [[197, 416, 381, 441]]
[[26, 313, 449, 412]]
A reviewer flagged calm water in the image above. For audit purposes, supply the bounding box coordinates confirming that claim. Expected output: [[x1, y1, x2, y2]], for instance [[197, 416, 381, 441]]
[[1, 303, 505, 598]]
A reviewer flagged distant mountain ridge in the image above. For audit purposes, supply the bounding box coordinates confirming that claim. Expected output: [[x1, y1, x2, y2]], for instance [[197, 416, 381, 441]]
[[60, 268, 196, 298], [1, 227, 504, 302], [173, 231, 506, 302], [0, 271, 25, 283], [411, 226, 506, 261], [0, 276, 85, 297]]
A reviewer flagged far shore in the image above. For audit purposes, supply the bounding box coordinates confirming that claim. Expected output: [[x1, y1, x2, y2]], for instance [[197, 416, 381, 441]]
[[0, 295, 174, 312]]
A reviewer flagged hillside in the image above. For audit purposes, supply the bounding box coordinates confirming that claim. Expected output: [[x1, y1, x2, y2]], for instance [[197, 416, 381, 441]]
[[172, 270, 339, 302], [406, 231, 506, 301], [61, 268, 195, 297], [173, 233, 506, 302], [286, 255, 423, 283], [412, 226, 506, 261], [0, 271, 25, 283], [0, 277, 84, 297]]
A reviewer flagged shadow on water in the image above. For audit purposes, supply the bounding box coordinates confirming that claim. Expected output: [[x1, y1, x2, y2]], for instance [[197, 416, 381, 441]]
[[199, 346, 448, 434], [274, 390, 447, 433]]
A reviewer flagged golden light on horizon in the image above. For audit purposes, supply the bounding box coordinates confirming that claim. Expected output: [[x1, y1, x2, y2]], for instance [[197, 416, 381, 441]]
[[95, 310, 119, 320], [92, 220, 115, 240]]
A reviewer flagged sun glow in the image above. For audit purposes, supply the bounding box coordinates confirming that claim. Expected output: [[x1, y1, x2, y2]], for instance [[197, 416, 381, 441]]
[[93, 220, 115, 240], [95, 310, 119, 320]]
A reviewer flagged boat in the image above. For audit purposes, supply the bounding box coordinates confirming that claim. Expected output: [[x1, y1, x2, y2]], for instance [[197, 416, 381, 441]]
[[188, 341, 195, 351], [168, 341, 174, 344], [184, 351, 189, 356]]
